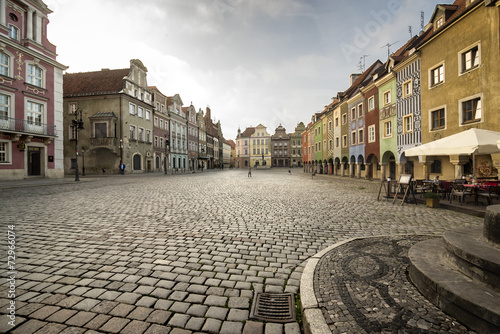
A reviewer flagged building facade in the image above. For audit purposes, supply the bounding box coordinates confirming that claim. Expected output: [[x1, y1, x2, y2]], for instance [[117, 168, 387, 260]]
[[167, 94, 187, 171], [0, 0, 66, 179], [63, 60, 154, 175], [290, 122, 305, 168], [271, 124, 290, 167], [150, 86, 169, 173]]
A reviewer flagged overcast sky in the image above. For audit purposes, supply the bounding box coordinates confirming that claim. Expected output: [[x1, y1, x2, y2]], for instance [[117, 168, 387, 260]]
[[47, 0, 440, 140]]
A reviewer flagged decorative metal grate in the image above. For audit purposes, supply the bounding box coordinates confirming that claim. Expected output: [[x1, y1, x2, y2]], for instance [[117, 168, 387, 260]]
[[250, 293, 296, 323]]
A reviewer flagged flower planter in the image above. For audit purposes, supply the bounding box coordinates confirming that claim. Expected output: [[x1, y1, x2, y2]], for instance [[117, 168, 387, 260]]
[[426, 197, 440, 208]]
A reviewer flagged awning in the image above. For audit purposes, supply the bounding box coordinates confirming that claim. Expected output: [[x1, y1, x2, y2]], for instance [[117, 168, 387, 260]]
[[405, 128, 500, 157]]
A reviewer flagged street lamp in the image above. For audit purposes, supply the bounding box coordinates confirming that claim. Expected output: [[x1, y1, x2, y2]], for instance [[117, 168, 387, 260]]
[[82, 146, 86, 176], [164, 135, 169, 175], [72, 106, 84, 181]]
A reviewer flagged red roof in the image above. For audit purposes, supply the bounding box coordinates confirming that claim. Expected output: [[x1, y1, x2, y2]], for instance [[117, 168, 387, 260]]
[[64, 69, 129, 97], [240, 127, 255, 137]]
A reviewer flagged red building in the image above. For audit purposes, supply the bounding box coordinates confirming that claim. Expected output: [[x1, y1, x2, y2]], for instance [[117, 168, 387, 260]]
[[0, 0, 66, 179]]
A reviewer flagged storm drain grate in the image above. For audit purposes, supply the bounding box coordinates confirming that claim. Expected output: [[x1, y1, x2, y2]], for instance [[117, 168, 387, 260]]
[[250, 292, 296, 323]]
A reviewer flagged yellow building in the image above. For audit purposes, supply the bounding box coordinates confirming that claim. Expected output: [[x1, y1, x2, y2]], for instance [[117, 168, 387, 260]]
[[414, 0, 500, 180], [250, 124, 271, 168]]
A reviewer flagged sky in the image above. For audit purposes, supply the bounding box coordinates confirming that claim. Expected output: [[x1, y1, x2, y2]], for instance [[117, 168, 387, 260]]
[[46, 0, 441, 141]]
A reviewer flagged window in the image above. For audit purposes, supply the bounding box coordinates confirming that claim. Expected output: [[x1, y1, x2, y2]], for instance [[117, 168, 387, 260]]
[[329, 140, 333, 150], [160, 137, 163, 148], [430, 64, 444, 87], [342, 114, 347, 125], [154, 136, 158, 147], [323, 140, 326, 150], [403, 80, 412, 98], [328, 122, 332, 131], [430, 108, 446, 130], [461, 97, 482, 124], [383, 90, 391, 106], [129, 125, 136, 140], [27, 101, 43, 125], [154, 117, 158, 127], [27, 64, 42, 87], [146, 130, 151, 142], [129, 103, 136, 115], [368, 125, 376, 143], [146, 110, 151, 120], [342, 135, 347, 148], [0, 53, 9, 76], [94, 122, 107, 138], [435, 16, 444, 29], [0, 94, 10, 119], [160, 119, 163, 129], [335, 137, 339, 148], [69, 124, 77, 140], [335, 117, 339, 127], [357, 104, 363, 118], [350, 107, 356, 120], [358, 129, 364, 144], [383, 120, 392, 138], [8, 25, 18, 40], [138, 107, 144, 118], [460, 44, 480, 73], [351, 131, 356, 145], [430, 160, 442, 174], [368, 96, 375, 111], [403, 115, 413, 133], [0, 141, 10, 163]]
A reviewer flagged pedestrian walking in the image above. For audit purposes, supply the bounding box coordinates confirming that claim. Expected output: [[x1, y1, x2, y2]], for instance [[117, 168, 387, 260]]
[[248, 166, 252, 177]]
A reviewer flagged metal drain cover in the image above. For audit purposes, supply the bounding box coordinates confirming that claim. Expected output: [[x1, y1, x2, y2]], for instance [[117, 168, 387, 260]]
[[250, 292, 296, 323]]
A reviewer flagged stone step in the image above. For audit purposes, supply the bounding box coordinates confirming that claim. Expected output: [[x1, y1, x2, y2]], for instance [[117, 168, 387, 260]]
[[409, 238, 500, 333], [443, 225, 500, 293]]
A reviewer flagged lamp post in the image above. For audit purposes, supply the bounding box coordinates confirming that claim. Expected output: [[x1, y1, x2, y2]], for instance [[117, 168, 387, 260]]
[[82, 146, 86, 176], [119, 139, 124, 175], [164, 135, 169, 175], [72, 106, 84, 181]]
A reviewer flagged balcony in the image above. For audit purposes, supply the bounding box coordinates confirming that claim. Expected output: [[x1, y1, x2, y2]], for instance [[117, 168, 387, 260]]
[[0, 116, 57, 137], [90, 137, 117, 147]]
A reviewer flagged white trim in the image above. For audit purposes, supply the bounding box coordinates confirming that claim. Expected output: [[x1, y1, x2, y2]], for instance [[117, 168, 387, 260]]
[[458, 93, 484, 126], [25, 61, 46, 88], [0, 89, 15, 118], [428, 61, 445, 89], [403, 114, 413, 134], [458, 40, 481, 76], [428, 104, 447, 132], [0, 139, 12, 164], [382, 119, 392, 139], [368, 125, 376, 143]]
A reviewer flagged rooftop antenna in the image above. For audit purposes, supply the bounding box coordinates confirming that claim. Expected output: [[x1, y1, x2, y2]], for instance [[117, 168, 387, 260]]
[[357, 54, 369, 72], [381, 41, 399, 57], [421, 11, 425, 31], [409, 25, 412, 38]]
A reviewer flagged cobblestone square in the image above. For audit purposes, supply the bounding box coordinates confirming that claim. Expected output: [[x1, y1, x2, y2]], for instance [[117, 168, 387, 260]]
[[0, 170, 482, 333]]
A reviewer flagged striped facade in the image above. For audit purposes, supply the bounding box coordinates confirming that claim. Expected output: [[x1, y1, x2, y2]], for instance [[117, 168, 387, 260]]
[[396, 58, 422, 160]]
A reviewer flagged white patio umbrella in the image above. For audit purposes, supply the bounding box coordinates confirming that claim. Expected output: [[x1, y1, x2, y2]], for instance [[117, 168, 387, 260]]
[[404, 128, 500, 178]]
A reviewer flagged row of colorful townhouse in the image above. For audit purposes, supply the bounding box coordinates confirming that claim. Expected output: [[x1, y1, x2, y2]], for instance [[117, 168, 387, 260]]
[[63, 61, 234, 176], [235, 122, 306, 169], [302, 0, 500, 182]]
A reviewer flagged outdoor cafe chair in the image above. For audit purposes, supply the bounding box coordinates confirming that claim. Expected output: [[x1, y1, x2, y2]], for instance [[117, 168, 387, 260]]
[[478, 185, 500, 205], [436, 181, 452, 200], [450, 183, 473, 205], [414, 179, 432, 197]]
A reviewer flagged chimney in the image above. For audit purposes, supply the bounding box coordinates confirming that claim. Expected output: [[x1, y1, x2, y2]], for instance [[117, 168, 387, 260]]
[[350, 73, 361, 86]]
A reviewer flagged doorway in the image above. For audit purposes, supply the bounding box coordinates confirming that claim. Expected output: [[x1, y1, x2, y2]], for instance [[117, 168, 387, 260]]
[[28, 146, 41, 176]]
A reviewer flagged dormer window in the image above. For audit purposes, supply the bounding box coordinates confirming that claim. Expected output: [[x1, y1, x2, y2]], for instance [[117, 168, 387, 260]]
[[435, 16, 444, 30]]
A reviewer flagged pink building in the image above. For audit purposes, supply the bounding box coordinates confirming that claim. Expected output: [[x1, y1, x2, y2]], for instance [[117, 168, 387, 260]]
[[0, 0, 66, 179]]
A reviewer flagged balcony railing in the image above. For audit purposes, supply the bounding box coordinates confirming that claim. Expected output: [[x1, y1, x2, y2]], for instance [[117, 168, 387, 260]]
[[0, 116, 57, 137]]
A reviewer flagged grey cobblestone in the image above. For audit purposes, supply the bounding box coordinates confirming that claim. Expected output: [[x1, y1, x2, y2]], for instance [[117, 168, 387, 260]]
[[2, 171, 481, 333]]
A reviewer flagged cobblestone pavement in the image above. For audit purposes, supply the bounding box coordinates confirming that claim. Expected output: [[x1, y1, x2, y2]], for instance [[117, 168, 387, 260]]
[[314, 236, 475, 334], [0, 169, 482, 333]]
